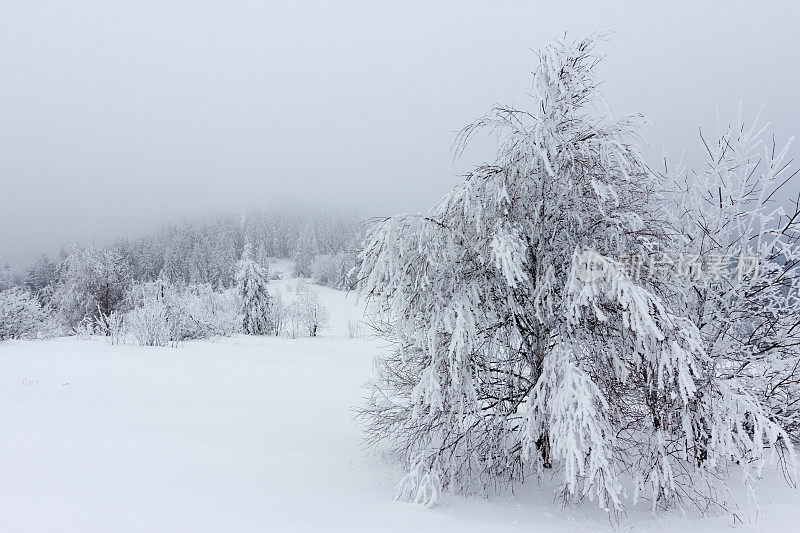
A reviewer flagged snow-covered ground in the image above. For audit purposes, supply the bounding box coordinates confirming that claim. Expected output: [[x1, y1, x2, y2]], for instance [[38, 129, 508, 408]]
[[1, 284, 798, 532]]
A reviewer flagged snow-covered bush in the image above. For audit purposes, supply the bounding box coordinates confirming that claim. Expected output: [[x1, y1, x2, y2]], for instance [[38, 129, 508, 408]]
[[182, 285, 240, 339], [95, 309, 124, 345], [358, 34, 791, 514], [123, 279, 240, 345], [274, 285, 329, 338], [0, 288, 55, 340], [122, 280, 181, 346], [236, 242, 273, 335], [74, 318, 95, 340], [125, 300, 174, 347], [296, 288, 330, 337]]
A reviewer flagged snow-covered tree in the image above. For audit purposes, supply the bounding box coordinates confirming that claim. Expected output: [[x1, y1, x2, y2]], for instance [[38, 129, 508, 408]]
[[284, 298, 304, 338], [189, 237, 214, 286], [255, 242, 271, 268], [53, 246, 131, 328], [357, 35, 790, 513], [661, 108, 800, 439], [161, 247, 189, 284], [292, 228, 317, 277], [211, 226, 240, 289], [0, 288, 54, 340], [296, 287, 329, 337], [269, 291, 287, 337], [236, 241, 273, 335], [24, 254, 58, 304]]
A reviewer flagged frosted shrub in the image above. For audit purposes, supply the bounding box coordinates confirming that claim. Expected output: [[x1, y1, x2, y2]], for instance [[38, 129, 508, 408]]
[[74, 318, 95, 339], [297, 288, 330, 337], [125, 300, 174, 347], [124, 280, 184, 345], [95, 309, 124, 345], [181, 285, 240, 338], [123, 280, 240, 345], [275, 286, 330, 338], [358, 34, 791, 515], [0, 288, 55, 340]]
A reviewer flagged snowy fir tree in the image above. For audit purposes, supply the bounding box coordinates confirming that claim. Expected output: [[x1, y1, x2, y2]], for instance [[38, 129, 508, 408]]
[[236, 241, 273, 335], [292, 228, 318, 277], [24, 254, 58, 305], [357, 34, 793, 513]]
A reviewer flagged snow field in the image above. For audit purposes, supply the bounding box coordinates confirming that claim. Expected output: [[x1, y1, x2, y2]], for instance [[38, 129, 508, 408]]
[[0, 284, 798, 532]]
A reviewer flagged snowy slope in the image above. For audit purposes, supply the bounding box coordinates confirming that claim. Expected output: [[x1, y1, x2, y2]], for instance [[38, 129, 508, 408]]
[[1, 286, 798, 532], [266, 278, 367, 337], [265, 257, 369, 337]]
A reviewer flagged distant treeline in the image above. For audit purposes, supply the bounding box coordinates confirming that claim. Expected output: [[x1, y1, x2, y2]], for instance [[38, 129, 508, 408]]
[[0, 209, 364, 336], [7, 209, 361, 288]]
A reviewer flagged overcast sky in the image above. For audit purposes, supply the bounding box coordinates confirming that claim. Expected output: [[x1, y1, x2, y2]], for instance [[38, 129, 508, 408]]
[[1, 1, 799, 268]]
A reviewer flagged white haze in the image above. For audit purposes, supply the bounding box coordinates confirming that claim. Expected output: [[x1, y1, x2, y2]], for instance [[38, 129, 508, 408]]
[[1, 0, 799, 267]]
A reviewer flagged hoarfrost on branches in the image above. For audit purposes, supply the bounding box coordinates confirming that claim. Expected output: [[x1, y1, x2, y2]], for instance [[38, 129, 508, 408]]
[[357, 34, 793, 515], [661, 107, 800, 440], [0, 288, 56, 340]]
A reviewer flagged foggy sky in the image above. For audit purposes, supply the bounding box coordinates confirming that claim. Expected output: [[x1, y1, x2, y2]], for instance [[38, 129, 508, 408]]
[[2, 1, 799, 268]]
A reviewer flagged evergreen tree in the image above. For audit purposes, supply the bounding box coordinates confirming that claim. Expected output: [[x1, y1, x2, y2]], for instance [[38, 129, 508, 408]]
[[255, 242, 271, 268], [24, 254, 57, 304], [292, 228, 317, 277], [236, 241, 272, 335]]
